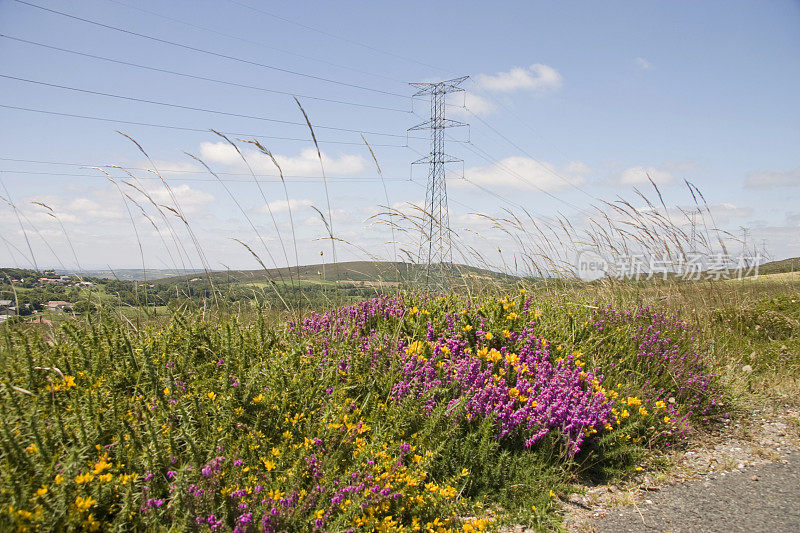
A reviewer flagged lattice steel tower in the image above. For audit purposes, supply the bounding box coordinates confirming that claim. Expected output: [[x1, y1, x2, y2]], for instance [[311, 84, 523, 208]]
[[409, 76, 468, 284]]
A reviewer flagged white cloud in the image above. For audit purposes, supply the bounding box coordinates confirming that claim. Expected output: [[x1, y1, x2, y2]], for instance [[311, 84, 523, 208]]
[[451, 212, 498, 230], [19, 183, 215, 225], [475, 64, 563, 93], [650, 202, 753, 227], [635, 57, 654, 70], [744, 166, 800, 189], [301, 207, 353, 227], [456, 156, 588, 192], [257, 198, 313, 215], [448, 91, 495, 117], [65, 197, 124, 222], [196, 142, 241, 167], [146, 184, 215, 215], [747, 212, 800, 260], [707, 202, 753, 221], [564, 161, 593, 176], [149, 160, 204, 174], [197, 143, 366, 177], [616, 166, 675, 186], [661, 160, 697, 172]]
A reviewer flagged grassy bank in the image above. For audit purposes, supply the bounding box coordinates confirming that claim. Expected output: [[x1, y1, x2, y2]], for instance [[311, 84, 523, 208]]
[[0, 276, 798, 531]]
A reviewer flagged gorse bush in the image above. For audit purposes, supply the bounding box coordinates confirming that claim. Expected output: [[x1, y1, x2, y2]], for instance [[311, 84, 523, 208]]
[[587, 305, 722, 426], [0, 291, 721, 531]]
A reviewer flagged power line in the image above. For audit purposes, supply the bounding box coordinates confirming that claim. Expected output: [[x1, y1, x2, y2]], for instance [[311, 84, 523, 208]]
[[459, 175, 527, 212], [0, 74, 414, 139], [464, 108, 596, 200], [406, 145, 558, 229], [0, 156, 398, 178], [0, 168, 408, 183], [0, 33, 410, 113], [227, 0, 454, 76], [408, 144, 557, 223], [0, 156, 411, 180], [456, 136, 585, 211], [464, 84, 579, 161], [0, 103, 409, 147], [12, 0, 408, 99], [104, 0, 408, 86]]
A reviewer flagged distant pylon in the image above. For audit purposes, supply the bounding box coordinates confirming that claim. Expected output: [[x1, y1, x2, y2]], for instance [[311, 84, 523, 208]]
[[408, 76, 468, 286]]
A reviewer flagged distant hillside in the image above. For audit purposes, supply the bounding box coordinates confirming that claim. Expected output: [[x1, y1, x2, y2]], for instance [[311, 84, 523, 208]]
[[60, 269, 207, 281], [158, 261, 517, 285], [758, 257, 800, 276]]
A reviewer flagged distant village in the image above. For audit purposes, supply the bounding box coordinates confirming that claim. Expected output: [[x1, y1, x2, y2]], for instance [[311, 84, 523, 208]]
[[0, 273, 94, 323]]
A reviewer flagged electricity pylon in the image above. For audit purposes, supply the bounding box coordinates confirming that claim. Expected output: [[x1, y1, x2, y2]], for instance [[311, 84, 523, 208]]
[[408, 76, 468, 288]]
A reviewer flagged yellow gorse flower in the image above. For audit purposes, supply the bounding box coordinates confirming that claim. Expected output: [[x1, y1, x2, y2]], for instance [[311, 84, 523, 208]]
[[83, 514, 101, 532], [75, 473, 94, 484], [75, 496, 97, 512], [93, 454, 112, 475], [405, 341, 424, 355], [50, 375, 77, 393], [118, 473, 137, 484]]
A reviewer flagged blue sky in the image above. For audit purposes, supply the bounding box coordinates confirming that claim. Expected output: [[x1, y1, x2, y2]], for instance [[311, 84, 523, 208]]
[[1, 0, 798, 272]]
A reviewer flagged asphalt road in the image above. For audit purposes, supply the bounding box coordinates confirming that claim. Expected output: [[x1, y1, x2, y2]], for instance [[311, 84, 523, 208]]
[[593, 452, 800, 532]]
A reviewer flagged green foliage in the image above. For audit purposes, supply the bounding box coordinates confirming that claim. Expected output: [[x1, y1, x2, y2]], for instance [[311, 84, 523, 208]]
[[2, 281, 797, 530], [710, 307, 797, 340]]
